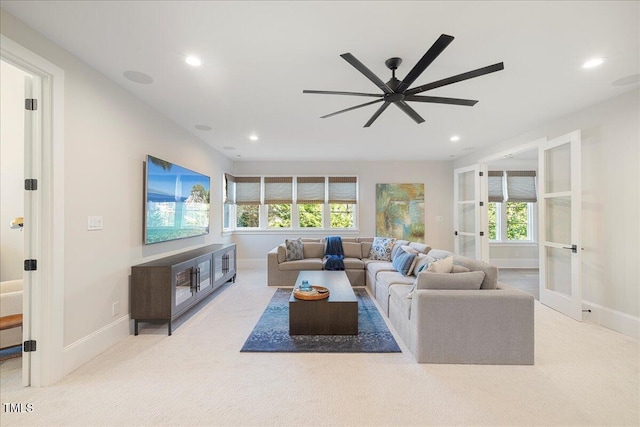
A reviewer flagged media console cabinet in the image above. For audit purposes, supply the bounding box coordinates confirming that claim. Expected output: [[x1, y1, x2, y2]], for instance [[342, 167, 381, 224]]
[[131, 243, 236, 335]]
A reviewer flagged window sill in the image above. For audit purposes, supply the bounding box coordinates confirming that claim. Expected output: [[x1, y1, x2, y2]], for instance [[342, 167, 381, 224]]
[[489, 241, 538, 246], [226, 228, 360, 236]]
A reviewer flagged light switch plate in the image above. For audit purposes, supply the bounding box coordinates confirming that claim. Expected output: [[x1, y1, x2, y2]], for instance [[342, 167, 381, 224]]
[[88, 216, 103, 230]]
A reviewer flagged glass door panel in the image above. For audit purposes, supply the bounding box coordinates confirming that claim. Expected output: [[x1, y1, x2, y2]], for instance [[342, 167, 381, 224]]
[[458, 203, 475, 233], [545, 247, 572, 296], [459, 235, 476, 259], [214, 251, 224, 282], [545, 143, 571, 193], [545, 196, 571, 244], [196, 255, 212, 293], [174, 262, 194, 308]]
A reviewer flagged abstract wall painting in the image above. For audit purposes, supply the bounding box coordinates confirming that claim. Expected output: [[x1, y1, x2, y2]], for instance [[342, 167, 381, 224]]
[[375, 183, 425, 243]]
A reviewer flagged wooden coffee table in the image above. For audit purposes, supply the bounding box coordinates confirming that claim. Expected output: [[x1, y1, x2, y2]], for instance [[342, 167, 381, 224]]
[[289, 270, 358, 335]]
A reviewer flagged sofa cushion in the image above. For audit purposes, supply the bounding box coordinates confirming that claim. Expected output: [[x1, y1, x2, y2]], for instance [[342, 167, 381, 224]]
[[453, 255, 498, 290], [365, 260, 395, 275], [389, 284, 413, 320], [416, 270, 485, 290], [369, 237, 396, 261], [342, 258, 365, 270], [452, 264, 471, 273], [279, 259, 323, 271], [392, 248, 417, 276], [277, 244, 287, 263], [303, 242, 325, 259], [408, 242, 431, 254], [377, 271, 416, 288], [427, 249, 454, 260], [343, 242, 363, 259], [340, 237, 358, 243], [285, 238, 304, 261], [426, 256, 454, 273], [413, 254, 433, 274], [391, 240, 410, 261], [361, 242, 372, 257]]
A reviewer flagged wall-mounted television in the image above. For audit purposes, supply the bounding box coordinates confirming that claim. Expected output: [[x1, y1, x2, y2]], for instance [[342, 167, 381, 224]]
[[144, 155, 210, 244]]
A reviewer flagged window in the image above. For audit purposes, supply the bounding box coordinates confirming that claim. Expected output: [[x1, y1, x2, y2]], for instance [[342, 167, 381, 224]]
[[235, 176, 261, 229], [297, 177, 324, 228], [223, 174, 357, 231], [488, 170, 537, 242], [329, 177, 357, 229]]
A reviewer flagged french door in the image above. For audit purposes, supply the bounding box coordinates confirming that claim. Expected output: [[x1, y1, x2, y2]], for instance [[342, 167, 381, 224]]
[[453, 165, 489, 262], [538, 130, 582, 320]]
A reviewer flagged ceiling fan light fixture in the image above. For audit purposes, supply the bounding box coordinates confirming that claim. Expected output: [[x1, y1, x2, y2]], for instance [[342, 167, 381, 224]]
[[582, 57, 604, 69], [185, 56, 202, 67]]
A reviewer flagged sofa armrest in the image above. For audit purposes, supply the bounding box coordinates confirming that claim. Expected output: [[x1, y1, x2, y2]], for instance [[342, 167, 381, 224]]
[[409, 284, 534, 364]]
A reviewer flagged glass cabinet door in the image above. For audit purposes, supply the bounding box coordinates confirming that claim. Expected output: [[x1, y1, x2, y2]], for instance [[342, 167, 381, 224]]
[[214, 251, 225, 282], [196, 255, 212, 293], [173, 261, 195, 308]]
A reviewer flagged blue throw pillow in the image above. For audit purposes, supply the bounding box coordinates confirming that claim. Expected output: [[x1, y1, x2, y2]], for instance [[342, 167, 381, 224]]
[[392, 248, 417, 276]]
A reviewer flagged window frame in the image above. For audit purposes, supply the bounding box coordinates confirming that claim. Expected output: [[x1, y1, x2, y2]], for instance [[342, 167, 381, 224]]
[[223, 174, 358, 233], [489, 201, 537, 243]]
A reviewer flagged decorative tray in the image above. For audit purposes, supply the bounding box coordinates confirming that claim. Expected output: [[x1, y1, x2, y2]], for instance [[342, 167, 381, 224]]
[[293, 285, 330, 300]]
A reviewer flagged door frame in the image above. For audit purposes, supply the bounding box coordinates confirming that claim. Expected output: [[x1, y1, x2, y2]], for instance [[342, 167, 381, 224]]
[[1, 35, 65, 386]]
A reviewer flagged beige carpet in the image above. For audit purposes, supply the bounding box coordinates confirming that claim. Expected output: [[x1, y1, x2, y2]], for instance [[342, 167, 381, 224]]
[[1, 268, 638, 426]]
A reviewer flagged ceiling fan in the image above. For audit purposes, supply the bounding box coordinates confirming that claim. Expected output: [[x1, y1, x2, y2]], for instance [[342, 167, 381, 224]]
[[303, 34, 504, 127]]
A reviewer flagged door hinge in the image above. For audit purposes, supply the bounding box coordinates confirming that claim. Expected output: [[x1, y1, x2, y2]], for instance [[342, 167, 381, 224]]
[[24, 259, 37, 271], [25, 179, 38, 191], [23, 340, 37, 352], [479, 171, 484, 177], [25, 98, 38, 111], [479, 201, 484, 207], [480, 231, 485, 236]]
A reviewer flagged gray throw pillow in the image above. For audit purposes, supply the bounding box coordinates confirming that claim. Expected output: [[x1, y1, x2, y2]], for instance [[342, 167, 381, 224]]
[[285, 238, 304, 261]]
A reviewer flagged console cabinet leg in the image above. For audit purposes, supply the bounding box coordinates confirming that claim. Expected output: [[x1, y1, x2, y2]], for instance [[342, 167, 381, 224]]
[[168, 320, 172, 336], [135, 320, 139, 336]]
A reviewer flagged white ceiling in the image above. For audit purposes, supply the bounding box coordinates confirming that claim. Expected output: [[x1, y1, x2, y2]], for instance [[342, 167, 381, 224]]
[[2, 1, 639, 162]]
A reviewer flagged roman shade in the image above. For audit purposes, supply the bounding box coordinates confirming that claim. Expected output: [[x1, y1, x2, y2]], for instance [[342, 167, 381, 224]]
[[328, 177, 357, 204], [506, 171, 537, 203], [296, 177, 325, 204], [264, 177, 293, 204], [235, 176, 261, 205], [488, 171, 505, 203], [224, 173, 236, 204]]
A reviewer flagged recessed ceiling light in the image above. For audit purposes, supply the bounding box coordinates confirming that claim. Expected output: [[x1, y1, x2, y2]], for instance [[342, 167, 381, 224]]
[[194, 124, 211, 131], [123, 70, 154, 84], [450, 135, 460, 142], [186, 56, 202, 67], [582, 57, 604, 69], [249, 134, 259, 141]]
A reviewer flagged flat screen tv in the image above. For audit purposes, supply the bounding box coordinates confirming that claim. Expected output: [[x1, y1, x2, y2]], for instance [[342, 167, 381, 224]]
[[144, 155, 210, 244]]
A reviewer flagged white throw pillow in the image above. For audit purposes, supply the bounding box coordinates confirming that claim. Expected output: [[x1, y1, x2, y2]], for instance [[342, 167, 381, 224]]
[[426, 256, 453, 273]]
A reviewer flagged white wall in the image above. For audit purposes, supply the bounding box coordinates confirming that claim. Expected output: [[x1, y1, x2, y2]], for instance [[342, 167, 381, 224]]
[[1, 10, 233, 372], [455, 89, 640, 337], [232, 161, 454, 263], [0, 60, 28, 281]]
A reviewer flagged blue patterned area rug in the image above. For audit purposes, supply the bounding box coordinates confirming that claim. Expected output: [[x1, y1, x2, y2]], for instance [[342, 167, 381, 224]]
[[241, 288, 401, 353]]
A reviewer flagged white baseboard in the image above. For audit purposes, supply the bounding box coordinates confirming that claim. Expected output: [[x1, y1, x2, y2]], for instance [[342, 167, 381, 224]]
[[63, 315, 131, 376], [582, 300, 640, 340], [491, 258, 538, 269], [238, 258, 266, 270]]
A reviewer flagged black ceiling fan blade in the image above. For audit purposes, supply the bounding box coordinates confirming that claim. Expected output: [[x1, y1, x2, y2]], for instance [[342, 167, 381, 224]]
[[404, 95, 478, 106], [340, 53, 393, 94], [394, 101, 425, 124], [396, 34, 455, 94], [320, 98, 384, 119], [405, 62, 505, 95], [364, 101, 391, 127], [303, 90, 383, 98]]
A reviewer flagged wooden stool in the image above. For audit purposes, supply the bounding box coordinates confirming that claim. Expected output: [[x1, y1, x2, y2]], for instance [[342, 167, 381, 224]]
[[0, 314, 23, 331]]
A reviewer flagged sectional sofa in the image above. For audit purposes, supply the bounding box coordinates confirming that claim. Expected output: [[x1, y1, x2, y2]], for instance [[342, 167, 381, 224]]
[[267, 237, 535, 365]]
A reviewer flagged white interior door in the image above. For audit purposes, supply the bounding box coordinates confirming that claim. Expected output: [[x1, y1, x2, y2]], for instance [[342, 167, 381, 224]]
[[22, 73, 41, 386], [538, 130, 582, 320], [454, 164, 489, 261]]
